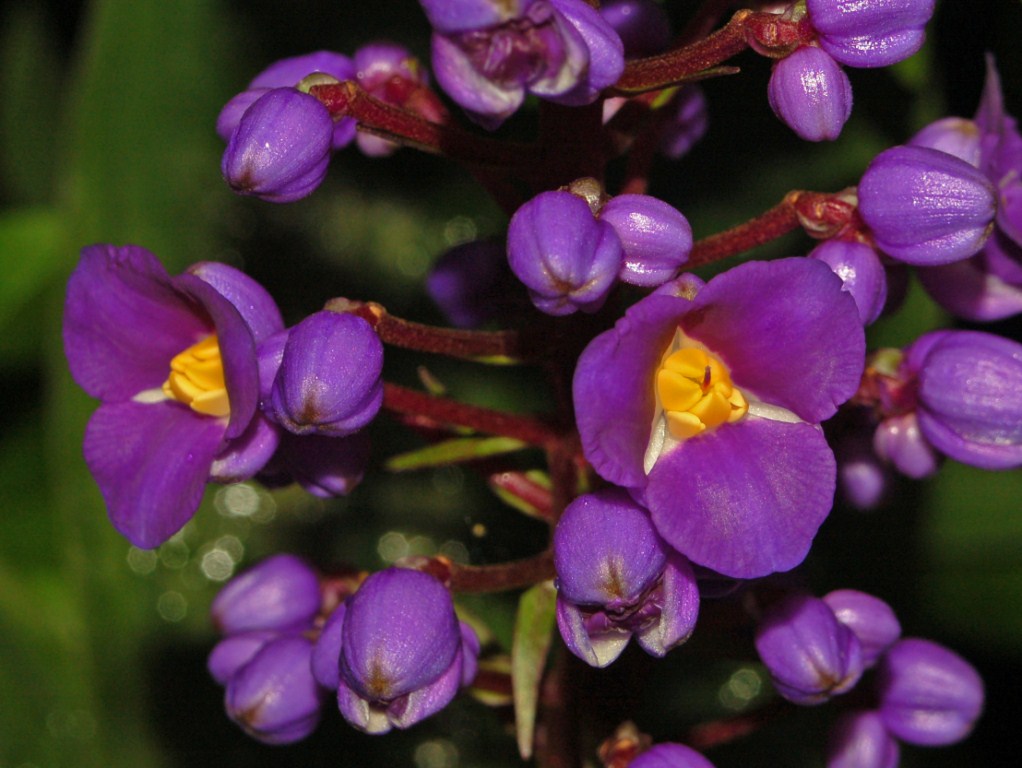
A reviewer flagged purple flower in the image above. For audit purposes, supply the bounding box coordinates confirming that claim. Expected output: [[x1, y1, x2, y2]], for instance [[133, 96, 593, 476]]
[[507, 189, 622, 315], [768, 46, 853, 142], [211, 554, 322, 635], [63, 245, 283, 548], [900, 330, 1022, 469], [573, 258, 865, 578], [911, 58, 1022, 319], [806, 0, 935, 69], [553, 489, 699, 667], [261, 430, 372, 499], [872, 413, 940, 479], [423, 0, 624, 128], [221, 88, 334, 203], [809, 240, 888, 324], [629, 743, 717, 768], [660, 86, 709, 160], [822, 589, 901, 668], [267, 311, 384, 437], [225, 635, 326, 744], [426, 240, 518, 328], [600, 194, 692, 287], [826, 710, 900, 768], [208, 631, 278, 686], [328, 568, 479, 733], [755, 594, 864, 706], [217, 51, 358, 148], [877, 638, 984, 746], [857, 145, 997, 265]]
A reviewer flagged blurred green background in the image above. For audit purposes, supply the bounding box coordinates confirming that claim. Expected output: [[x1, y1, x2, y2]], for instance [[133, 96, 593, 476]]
[[1, 1, 1020, 766]]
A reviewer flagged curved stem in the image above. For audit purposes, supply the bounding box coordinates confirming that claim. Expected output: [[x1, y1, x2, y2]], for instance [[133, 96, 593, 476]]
[[448, 550, 556, 593]]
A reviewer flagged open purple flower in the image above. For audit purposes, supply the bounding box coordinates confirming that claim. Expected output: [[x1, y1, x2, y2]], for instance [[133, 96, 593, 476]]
[[325, 568, 479, 734], [573, 258, 864, 578], [63, 245, 283, 548], [553, 489, 699, 667], [422, 0, 624, 128]]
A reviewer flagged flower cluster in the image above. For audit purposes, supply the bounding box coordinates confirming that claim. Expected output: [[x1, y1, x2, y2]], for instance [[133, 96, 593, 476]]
[[58, 1, 1014, 765]]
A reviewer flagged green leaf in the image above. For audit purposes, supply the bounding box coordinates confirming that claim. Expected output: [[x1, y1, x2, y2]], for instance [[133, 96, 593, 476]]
[[511, 580, 557, 760], [0, 207, 64, 331], [385, 436, 528, 471]]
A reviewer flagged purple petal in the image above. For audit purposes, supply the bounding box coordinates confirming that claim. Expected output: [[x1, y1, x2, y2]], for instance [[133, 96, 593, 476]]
[[555, 597, 631, 667], [63, 244, 209, 402], [647, 418, 836, 579], [682, 257, 865, 423], [84, 401, 224, 548], [809, 240, 888, 324], [211, 554, 321, 635], [336, 678, 391, 734], [418, 0, 520, 34], [601, 194, 692, 287], [458, 622, 481, 687], [807, 0, 934, 68], [430, 32, 524, 128], [249, 50, 355, 88], [629, 743, 716, 768], [633, 552, 699, 657], [768, 47, 852, 142], [823, 589, 901, 668], [268, 312, 383, 437], [553, 489, 667, 605], [208, 631, 277, 685], [187, 261, 284, 343], [174, 272, 259, 441], [573, 293, 683, 489], [546, 0, 625, 106], [873, 413, 941, 479], [210, 414, 280, 483], [273, 431, 371, 498], [912, 331, 1022, 468], [311, 604, 346, 689], [216, 88, 270, 143], [909, 117, 983, 167], [878, 638, 984, 746], [916, 244, 1022, 321], [386, 646, 464, 729], [660, 86, 709, 160], [340, 569, 461, 700], [599, 0, 671, 58], [857, 145, 997, 266], [826, 710, 900, 768]]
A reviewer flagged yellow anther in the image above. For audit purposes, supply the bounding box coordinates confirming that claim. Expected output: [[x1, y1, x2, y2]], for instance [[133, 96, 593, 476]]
[[656, 342, 747, 440], [162, 334, 230, 418]]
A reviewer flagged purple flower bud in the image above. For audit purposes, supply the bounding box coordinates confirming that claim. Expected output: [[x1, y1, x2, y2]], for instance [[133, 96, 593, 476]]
[[873, 412, 940, 479], [211, 554, 321, 635], [426, 240, 516, 328], [554, 489, 699, 667], [507, 190, 622, 315], [809, 240, 888, 324], [826, 710, 900, 768], [822, 589, 901, 668], [425, 0, 623, 128], [904, 330, 1022, 469], [660, 86, 709, 160], [225, 635, 326, 744], [266, 430, 372, 498], [311, 603, 346, 689], [336, 568, 478, 733], [600, 194, 693, 287], [216, 88, 270, 143], [857, 145, 997, 265], [268, 311, 383, 437], [768, 46, 852, 142], [208, 631, 278, 685], [599, 0, 671, 58], [910, 117, 983, 168], [755, 594, 864, 706], [806, 0, 935, 68], [878, 638, 984, 746], [221, 88, 333, 203], [630, 743, 717, 768]]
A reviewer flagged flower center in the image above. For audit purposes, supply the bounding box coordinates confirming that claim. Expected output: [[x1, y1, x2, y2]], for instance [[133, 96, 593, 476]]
[[656, 347, 748, 439], [161, 334, 230, 418]]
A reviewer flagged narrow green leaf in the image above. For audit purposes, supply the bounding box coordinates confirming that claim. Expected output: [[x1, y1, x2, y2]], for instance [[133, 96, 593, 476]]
[[511, 580, 557, 760], [385, 436, 528, 471], [0, 207, 64, 331]]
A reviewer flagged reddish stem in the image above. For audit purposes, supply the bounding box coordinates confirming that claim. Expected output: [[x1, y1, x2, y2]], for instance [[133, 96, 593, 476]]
[[383, 382, 561, 449], [326, 298, 525, 362], [612, 10, 753, 94], [447, 549, 556, 593]]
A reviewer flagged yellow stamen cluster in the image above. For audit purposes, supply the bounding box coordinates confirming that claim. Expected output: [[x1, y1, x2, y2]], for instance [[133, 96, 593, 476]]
[[656, 347, 748, 439], [162, 335, 230, 418]]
